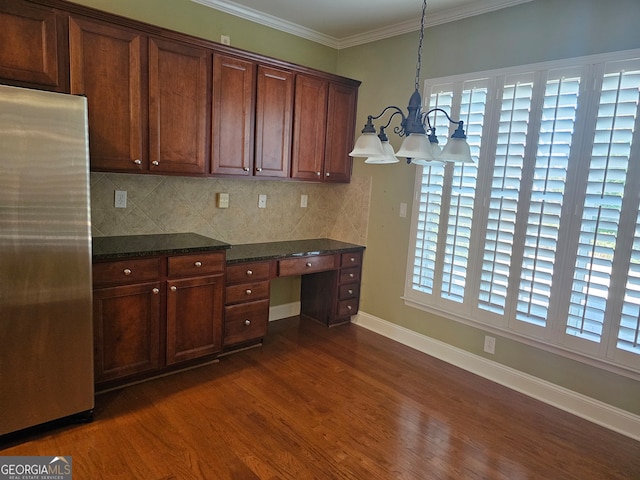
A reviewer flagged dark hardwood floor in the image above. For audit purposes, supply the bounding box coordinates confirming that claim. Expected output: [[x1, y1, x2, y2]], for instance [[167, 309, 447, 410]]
[[2, 316, 639, 479]]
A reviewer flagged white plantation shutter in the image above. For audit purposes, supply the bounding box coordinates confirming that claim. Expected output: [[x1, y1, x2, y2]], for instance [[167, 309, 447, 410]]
[[405, 50, 640, 374], [566, 62, 640, 349], [516, 70, 582, 330], [480, 74, 533, 316]]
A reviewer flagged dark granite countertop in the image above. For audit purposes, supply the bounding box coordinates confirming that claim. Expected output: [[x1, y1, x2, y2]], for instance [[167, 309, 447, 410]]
[[92, 233, 231, 261], [225, 238, 365, 264]]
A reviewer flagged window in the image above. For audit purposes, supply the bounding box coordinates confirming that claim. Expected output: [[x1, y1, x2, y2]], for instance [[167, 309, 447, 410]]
[[405, 50, 640, 374]]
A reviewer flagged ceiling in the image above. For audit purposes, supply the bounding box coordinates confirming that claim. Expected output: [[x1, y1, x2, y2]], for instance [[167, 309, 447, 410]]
[[190, 0, 533, 49]]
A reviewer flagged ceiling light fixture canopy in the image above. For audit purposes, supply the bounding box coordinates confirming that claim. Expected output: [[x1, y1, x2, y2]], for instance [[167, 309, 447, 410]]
[[349, 0, 473, 165]]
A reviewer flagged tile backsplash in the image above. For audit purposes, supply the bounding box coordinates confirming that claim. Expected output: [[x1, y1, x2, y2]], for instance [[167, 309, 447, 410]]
[[90, 173, 371, 246]]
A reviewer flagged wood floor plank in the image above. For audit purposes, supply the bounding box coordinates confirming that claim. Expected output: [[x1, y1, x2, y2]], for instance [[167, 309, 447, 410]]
[[1, 317, 639, 479]]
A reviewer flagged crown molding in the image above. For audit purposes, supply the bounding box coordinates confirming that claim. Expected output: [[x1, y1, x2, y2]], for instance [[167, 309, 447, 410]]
[[191, 0, 534, 50]]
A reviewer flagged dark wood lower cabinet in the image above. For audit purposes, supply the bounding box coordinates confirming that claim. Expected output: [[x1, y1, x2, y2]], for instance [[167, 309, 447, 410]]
[[166, 274, 224, 365], [93, 282, 161, 383]]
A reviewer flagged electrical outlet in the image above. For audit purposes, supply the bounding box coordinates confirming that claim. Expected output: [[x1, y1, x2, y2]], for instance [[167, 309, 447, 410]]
[[484, 335, 496, 354], [258, 194, 267, 209], [399, 202, 407, 218], [221, 35, 230, 45], [300, 194, 308, 208], [114, 190, 127, 208]]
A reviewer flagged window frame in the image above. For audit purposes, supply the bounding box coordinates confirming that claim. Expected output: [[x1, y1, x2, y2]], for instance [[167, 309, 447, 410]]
[[403, 48, 640, 379]]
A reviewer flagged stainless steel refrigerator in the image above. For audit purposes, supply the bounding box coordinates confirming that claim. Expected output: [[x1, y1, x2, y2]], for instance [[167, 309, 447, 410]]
[[0, 84, 94, 436]]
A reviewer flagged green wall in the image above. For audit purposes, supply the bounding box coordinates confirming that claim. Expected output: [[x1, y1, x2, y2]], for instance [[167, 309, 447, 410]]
[[337, 0, 640, 414]]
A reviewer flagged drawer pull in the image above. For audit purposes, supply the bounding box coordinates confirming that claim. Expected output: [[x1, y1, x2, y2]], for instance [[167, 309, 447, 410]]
[[246, 269, 253, 275], [245, 289, 252, 295], [349, 273, 355, 278], [243, 166, 250, 172], [244, 319, 251, 326], [123, 268, 132, 275], [256, 167, 263, 172], [133, 159, 141, 165], [152, 288, 160, 294], [350, 257, 356, 262], [325, 172, 331, 177], [306, 262, 312, 267], [194, 261, 202, 267], [170, 285, 177, 292], [151, 160, 159, 166], [348, 289, 354, 295], [347, 305, 352, 310]]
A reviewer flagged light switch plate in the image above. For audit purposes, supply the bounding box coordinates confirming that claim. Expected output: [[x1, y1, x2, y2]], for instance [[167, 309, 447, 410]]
[[114, 190, 127, 208], [300, 194, 308, 208], [258, 194, 267, 209], [217, 192, 229, 208]]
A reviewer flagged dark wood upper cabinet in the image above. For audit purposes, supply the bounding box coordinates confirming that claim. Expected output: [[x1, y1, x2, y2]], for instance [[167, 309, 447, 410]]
[[324, 82, 358, 183], [211, 54, 256, 176], [69, 16, 146, 172], [0, 0, 68, 91], [149, 37, 210, 175], [255, 65, 294, 178], [291, 74, 328, 181]]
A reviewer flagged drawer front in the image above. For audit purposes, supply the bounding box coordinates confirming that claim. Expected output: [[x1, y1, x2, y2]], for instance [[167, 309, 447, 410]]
[[226, 261, 271, 284], [339, 283, 360, 300], [337, 298, 359, 317], [339, 266, 361, 284], [341, 251, 362, 267], [278, 254, 337, 277], [168, 251, 225, 277], [93, 258, 161, 286], [226, 280, 270, 304], [224, 299, 269, 346]]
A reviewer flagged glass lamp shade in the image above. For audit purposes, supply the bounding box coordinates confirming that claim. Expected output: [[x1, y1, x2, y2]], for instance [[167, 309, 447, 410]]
[[349, 132, 384, 158], [396, 133, 434, 162], [440, 137, 473, 163], [365, 141, 399, 164]]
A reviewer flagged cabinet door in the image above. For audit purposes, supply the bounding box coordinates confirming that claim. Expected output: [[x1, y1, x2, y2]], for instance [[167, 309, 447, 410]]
[[291, 74, 328, 181], [149, 37, 209, 175], [69, 16, 145, 172], [324, 83, 358, 183], [93, 282, 161, 383], [255, 65, 293, 178], [0, 0, 68, 91], [211, 54, 255, 176], [166, 274, 224, 365]]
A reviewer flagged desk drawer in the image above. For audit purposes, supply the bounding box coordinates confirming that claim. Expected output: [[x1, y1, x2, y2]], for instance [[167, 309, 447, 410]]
[[224, 299, 269, 346], [226, 280, 270, 304], [337, 298, 359, 317], [339, 283, 360, 300], [226, 261, 271, 284], [278, 254, 337, 276], [168, 252, 225, 277], [341, 251, 362, 267], [93, 258, 160, 286], [340, 266, 360, 284]]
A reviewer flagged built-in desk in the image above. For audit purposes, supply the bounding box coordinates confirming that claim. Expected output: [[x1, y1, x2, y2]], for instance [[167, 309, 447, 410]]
[[91, 234, 364, 389]]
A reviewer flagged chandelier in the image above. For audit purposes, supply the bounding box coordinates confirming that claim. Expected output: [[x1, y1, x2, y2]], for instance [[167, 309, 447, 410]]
[[349, 0, 473, 165]]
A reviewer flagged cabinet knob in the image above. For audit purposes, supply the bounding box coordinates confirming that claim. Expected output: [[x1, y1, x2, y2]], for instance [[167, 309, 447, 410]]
[[348, 289, 353, 295], [255, 167, 262, 172], [347, 305, 352, 310], [325, 172, 330, 177], [246, 270, 253, 275], [244, 319, 251, 326], [243, 167, 250, 172], [152, 288, 160, 294], [350, 257, 355, 262], [349, 273, 355, 278], [306, 262, 312, 267], [316, 171, 321, 176], [133, 159, 141, 165], [123, 268, 132, 275], [170, 285, 177, 292], [245, 289, 252, 295], [194, 261, 202, 267], [151, 160, 159, 166]]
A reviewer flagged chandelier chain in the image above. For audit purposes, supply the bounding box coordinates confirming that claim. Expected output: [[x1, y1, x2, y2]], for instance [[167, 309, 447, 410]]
[[414, 0, 427, 92]]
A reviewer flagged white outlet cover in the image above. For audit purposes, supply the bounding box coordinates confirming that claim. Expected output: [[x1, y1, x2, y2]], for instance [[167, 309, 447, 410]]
[[114, 190, 127, 208], [258, 194, 267, 208]]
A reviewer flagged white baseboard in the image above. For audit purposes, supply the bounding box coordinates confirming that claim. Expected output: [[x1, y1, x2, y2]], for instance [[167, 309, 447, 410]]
[[352, 311, 640, 442], [269, 301, 300, 322]]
